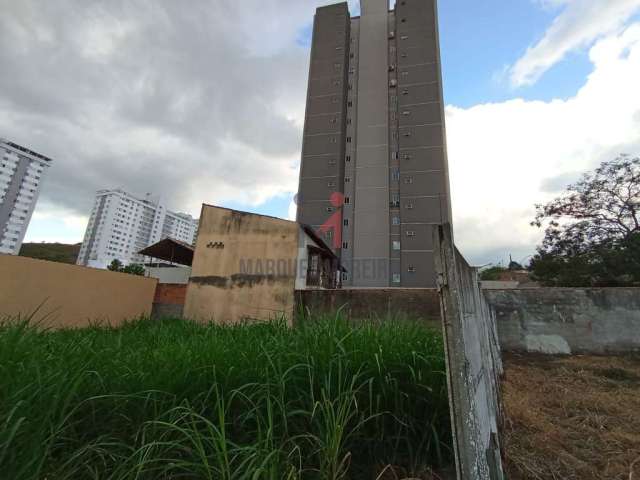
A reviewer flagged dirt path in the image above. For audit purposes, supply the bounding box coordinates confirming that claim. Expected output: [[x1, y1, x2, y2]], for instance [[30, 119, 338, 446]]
[[502, 353, 640, 480]]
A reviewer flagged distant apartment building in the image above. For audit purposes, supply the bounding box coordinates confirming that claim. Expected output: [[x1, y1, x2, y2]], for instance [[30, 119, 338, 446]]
[[296, 0, 451, 287], [76, 189, 198, 268], [0, 139, 53, 255]]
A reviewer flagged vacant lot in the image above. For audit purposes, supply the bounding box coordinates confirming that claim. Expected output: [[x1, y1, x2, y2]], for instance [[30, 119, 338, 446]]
[[0, 316, 452, 479], [503, 353, 640, 480]]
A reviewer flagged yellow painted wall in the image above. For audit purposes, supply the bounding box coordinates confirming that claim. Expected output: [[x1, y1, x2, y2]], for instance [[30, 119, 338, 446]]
[[184, 206, 299, 324], [0, 254, 157, 328]]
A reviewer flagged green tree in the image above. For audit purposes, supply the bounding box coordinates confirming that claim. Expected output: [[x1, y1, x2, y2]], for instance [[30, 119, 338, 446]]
[[122, 263, 145, 276], [530, 155, 639, 286], [107, 259, 124, 272]]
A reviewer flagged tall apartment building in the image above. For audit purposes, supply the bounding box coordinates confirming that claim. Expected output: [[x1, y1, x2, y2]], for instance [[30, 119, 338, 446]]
[[296, 0, 451, 287], [77, 189, 198, 268], [0, 139, 53, 255]]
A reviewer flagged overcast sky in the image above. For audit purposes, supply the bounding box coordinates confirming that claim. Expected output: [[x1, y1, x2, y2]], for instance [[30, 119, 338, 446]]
[[2, 0, 640, 265]]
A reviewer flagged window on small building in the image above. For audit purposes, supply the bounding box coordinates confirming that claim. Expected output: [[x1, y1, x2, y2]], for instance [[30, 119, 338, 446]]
[[392, 241, 401, 251], [392, 273, 401, 283], [392, 216, 400, 225]]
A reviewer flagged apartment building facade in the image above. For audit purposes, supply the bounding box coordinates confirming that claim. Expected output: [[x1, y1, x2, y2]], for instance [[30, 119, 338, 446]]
[[77, 189, 198, 268], [0, 139, 52, 255], [296, 0, 451, 287]]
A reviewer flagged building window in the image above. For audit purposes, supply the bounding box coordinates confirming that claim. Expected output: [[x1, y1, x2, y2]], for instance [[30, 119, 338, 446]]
[[408, 266, 416, 273], [328, 181, 336, 187], [404, 176, 413, 184], [348, 101, 353, 107], [406, 230, 416, 237], [342, 242, 348, 249], [344, 196, 351, 204], [392, 151, 398, 160], [326, 230, 333, 239], [327, 207, 334, 212], [346, 155, 351, 162], [392, 241, 401, 251], [328, 159, 337, 166], [330, 137, 337, 143], [405, 202, 414, 210], [342, 272, 349, 281], [392, 216, 400, 225], [346, 137, 352, 143], [343, 219, 349, 226], [344, 176, 351, 183], [390, 193, 400, 208], [392, 169, 400, 181]]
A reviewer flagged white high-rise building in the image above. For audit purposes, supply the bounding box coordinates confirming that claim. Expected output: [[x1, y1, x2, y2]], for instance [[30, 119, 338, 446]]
[[0, 139, 53, 255], [76, 189, 199, 268]]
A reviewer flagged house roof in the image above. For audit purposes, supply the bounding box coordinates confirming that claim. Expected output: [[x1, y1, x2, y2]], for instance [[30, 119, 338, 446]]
[[138, 238, 194, 266]]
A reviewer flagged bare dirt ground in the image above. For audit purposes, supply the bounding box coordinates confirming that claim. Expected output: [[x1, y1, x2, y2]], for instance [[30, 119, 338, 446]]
[[502, 353, 640, 480]]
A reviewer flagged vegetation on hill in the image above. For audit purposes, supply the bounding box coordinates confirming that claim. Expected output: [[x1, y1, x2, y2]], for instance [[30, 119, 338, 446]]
[[19, 242, 81, 264], [0, 315, 451, 479], [530, 155, 639, 286]]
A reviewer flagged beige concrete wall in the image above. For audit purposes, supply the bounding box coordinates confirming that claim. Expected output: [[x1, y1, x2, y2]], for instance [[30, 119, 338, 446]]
[[0, 254, 157, 328], [184, 206, 299, 324]]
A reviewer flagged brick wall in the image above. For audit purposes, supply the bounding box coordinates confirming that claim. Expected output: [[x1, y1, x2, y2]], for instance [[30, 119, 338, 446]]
[[154, 284, 187, 305], [152, 283, 187, 319]]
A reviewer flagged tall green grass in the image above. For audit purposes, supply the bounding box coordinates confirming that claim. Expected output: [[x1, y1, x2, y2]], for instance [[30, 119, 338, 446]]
[[0, 314, 451, 479]]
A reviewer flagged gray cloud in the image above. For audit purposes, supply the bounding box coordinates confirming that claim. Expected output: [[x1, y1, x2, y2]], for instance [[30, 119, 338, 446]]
[[0, 0, 340, 220]]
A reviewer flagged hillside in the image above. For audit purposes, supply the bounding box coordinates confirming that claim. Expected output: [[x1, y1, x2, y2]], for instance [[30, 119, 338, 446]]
[[19, 242, 81, 264]]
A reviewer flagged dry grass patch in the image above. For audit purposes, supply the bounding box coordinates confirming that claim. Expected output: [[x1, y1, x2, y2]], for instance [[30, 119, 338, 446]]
[[502, 353, 640, 480]]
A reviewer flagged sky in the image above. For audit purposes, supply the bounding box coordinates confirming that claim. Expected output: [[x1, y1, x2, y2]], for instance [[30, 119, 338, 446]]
[[1, 0, 640, 266]]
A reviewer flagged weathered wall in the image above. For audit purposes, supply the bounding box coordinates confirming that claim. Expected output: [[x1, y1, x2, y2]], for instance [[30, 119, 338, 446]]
[[184, 206, 299, 324], [434, 225, 504, 480], [485, 288, 640, 354], [295, 288, 441, 325], [0, 254, 156, 327]]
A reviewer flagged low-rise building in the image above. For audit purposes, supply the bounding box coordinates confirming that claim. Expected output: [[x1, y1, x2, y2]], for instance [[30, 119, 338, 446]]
[[184, 204, 341, 325]]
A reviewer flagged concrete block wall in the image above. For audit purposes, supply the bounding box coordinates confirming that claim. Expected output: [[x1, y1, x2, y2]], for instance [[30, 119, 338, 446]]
[[295, 288, 441, 325], [485, 288, 640, 354], [434, 225, 504, 480]]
